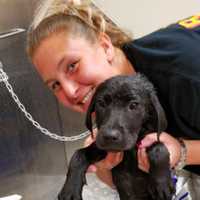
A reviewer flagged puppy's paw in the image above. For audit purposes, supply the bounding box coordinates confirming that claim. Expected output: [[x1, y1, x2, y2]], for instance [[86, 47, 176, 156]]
[[58, 186, 82, 200], [148, 177, 175, 200]]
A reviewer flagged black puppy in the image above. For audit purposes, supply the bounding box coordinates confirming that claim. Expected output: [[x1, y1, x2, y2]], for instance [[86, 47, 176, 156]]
[[58, 74, 175, 200]]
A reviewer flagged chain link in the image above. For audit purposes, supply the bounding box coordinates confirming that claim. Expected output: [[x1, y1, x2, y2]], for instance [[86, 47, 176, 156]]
[[0, 62, 90, 142]]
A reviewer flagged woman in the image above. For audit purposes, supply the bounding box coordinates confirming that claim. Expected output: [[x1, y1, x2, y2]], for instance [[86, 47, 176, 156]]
[[27, 0, 200, 193]]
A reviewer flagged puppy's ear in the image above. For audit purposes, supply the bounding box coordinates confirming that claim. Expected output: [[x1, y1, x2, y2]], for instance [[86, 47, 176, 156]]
[[85, 94, 96, 138], [150, 93, 167, 140]]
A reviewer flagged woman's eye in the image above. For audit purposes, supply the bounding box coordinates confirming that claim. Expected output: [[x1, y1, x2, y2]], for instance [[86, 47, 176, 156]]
[[50, 81, 61, 92], [128, 101, 138, 110], [67, 60, 79, 73]]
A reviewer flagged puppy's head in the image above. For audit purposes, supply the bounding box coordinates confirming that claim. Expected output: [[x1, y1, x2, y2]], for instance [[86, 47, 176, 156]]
[[86, 74, 167, 151]]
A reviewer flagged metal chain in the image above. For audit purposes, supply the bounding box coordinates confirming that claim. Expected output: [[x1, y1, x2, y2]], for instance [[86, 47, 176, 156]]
[[0, 62, 90, 142]]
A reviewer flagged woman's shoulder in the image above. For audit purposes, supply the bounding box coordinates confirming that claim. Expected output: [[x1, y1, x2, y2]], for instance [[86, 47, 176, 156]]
[[128, 13, 200, 48], [122, 15, 200, 77]]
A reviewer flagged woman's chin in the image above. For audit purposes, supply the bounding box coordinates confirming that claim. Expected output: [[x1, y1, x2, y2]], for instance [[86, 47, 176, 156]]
[[82, 97, 93, 113], [72, 102, 90, 113], [82, 101, 91, 113]]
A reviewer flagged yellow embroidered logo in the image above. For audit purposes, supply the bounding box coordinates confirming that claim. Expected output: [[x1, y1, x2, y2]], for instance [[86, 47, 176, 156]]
[[179, 14, 200, 29]]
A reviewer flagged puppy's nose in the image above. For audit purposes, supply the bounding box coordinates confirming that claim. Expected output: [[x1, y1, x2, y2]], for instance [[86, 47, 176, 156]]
[[103, 130, 122, 143]]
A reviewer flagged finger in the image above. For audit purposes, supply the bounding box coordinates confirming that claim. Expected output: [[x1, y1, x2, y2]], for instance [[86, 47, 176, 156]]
[[141, 148, 149, 170], [84, 132, 97, 147], [139, 133, 158, 148], [87, 165, 97, 173], [84, 136, 94, 147], [105, 152, 123, 168], [138, 164, 148, 173], [138, 148, 149, 172], [96, 152, 123, 170]]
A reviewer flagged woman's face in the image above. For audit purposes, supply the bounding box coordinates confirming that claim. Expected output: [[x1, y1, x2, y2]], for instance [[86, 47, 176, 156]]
[[33, 32, 130, 113]]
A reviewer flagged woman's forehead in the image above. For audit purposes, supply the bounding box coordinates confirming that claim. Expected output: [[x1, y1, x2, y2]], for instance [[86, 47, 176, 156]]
[[39, 32, 97, 54]]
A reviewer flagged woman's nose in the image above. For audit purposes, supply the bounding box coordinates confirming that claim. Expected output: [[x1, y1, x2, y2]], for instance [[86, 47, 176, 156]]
[[61, 79, 79, 101]]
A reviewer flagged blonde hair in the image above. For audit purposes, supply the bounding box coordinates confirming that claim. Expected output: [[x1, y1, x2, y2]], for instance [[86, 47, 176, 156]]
[[27, 0, 132, 59]]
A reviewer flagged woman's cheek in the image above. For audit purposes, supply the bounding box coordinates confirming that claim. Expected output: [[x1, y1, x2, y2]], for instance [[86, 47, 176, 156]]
[[55, 91, 69, 106], [55, 91, 84, 113]]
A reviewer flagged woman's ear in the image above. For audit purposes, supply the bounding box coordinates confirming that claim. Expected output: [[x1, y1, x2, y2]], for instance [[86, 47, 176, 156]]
[[98, 32, 115, 63]]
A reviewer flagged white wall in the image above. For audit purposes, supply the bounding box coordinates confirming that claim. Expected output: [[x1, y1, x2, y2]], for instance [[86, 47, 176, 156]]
[[94, 0, 200, 38]]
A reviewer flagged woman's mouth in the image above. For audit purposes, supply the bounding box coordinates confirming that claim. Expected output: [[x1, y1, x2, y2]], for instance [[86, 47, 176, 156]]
[[81, 88, 95, 104]]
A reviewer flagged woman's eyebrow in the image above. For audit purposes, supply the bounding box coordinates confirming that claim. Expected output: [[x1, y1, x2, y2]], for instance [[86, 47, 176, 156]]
[[58, 57, 65, 69], [44, 57, 66, 85]]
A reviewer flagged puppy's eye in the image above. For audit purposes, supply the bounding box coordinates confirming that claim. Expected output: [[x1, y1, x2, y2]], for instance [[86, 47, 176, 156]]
[[97, 94, 112, 108], [128, 101, 138, 110]]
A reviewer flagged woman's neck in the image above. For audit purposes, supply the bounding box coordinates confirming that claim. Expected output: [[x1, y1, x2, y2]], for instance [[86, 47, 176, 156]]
[[113, 47, 136, 75], [114, 47, 136, 75]]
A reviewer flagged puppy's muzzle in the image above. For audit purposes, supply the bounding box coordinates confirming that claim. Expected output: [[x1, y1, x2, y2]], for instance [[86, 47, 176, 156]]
[[96, 126, 131, 151], [100, 129, 122, 143]]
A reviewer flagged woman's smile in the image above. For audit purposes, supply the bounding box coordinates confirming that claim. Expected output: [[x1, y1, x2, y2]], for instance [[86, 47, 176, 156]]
[[81, 87, 96, 104], [77, 87, 96, 112]]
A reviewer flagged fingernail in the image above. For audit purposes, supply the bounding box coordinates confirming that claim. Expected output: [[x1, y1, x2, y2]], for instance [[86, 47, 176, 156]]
[[87, 165, 97, 173], [137, 141, 142, 148]]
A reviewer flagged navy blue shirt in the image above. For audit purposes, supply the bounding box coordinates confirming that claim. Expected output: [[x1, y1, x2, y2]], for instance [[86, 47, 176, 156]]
[[122, 15, 200, 175]]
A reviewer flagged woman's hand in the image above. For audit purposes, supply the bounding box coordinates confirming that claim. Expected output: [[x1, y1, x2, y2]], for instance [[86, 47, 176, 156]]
[[137, 132, 182, 172], [84, 131, 124, 172], [84, 131, 183, 187], [84, 133, 123, 188]]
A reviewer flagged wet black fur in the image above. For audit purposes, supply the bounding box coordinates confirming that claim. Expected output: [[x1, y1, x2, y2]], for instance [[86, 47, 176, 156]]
[[58, 74, 175, 200]]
